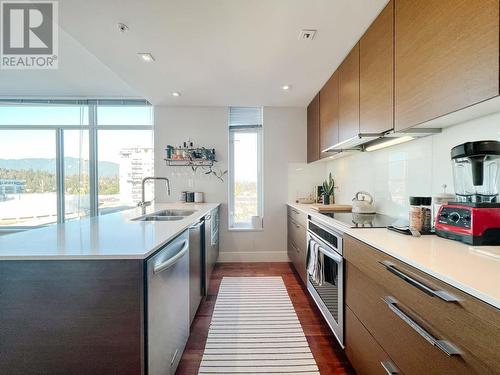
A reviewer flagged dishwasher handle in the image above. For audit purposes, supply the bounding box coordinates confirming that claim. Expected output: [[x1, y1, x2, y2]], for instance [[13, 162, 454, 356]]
[[154, 239, 189, 274]]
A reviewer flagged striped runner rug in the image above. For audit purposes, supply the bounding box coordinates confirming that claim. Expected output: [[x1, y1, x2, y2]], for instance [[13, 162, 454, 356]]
[[198, 276, 320, 374]]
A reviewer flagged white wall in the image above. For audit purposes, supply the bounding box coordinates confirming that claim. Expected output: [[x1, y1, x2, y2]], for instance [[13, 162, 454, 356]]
[[325, 112, 500, 218], [154, 106, 313, 262]]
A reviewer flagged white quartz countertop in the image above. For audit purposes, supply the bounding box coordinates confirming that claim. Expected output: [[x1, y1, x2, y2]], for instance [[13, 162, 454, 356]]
[[288, 203, 500, 309], [0, 203, 220, 260]]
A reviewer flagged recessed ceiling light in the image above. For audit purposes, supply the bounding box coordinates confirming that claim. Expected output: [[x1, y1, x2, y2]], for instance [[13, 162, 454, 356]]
[[137, 53, 155, 62], [117, 23, 129, 33], [172, 92, 181, 97], [298, 29, 317, 41], [282, 85, 292, 91]]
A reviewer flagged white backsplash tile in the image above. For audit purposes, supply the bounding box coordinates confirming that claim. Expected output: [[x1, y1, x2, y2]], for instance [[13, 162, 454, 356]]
[[324, 111, 500, 218]]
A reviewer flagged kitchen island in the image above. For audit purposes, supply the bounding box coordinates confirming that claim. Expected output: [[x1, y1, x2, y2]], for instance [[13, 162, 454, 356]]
[[0, 203, 220, 375]]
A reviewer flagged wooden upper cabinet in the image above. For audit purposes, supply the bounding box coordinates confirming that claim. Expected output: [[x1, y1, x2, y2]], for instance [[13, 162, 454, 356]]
[[339, 44, 360, 143], [319, 71, 339, 157], [307, 94, 320, 163], [395, 0, 500, 131], [360, 0, 394, 134]]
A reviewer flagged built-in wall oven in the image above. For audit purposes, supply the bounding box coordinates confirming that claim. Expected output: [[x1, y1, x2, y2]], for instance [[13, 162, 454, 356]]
[[307, 218, 344, 347]]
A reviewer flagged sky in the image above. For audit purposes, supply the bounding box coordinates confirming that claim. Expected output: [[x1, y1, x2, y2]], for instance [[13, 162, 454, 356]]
[[0, 106, 153, 162], [233, 131, 259, 183]]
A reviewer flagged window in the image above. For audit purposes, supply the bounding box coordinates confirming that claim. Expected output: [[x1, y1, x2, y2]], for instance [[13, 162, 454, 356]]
[[228, 107, 263, 229], [97, 130, 154, 213], [0, 130, 57, 227], [0, 100, 153, 230], [64, 129, 90, 220]]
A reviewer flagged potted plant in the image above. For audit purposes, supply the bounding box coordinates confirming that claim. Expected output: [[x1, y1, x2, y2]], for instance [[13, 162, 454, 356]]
[[322, 173, 335, 205]]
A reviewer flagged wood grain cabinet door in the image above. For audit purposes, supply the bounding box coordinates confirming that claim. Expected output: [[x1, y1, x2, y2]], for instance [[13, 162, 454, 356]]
[[395, 0, 500, 131], [319, 71, 339, 158], [339, 44, 360, 143], [307, 93, 320, 163], [360, 0, 394, 134], [345, 306, 400, 375]]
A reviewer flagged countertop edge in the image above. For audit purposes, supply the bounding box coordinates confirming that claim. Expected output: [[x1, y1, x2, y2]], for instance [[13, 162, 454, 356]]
[[287, 203, 500, 310]]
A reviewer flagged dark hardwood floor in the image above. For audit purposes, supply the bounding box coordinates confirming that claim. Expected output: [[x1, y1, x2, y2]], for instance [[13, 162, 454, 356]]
[[176, 262, 355, 375]]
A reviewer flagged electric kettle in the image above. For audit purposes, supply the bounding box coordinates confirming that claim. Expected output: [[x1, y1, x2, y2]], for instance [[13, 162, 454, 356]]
[[352, 191, 376, 214]]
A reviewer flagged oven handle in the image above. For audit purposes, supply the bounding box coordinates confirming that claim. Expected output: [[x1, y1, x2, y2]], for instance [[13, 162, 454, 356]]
[[307, 229, 340, 252], [308, 232, 342, 263]]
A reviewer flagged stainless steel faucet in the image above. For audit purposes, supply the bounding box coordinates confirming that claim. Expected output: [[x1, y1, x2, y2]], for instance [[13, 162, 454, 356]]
[[138, 177, 171, 213]]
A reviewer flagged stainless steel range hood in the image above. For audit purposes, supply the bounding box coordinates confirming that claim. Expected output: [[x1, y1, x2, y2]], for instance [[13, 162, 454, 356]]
[[321, 128, 441, 153]]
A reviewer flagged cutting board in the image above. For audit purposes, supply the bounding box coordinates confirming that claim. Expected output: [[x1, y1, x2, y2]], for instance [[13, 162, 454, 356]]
[[311, 204, 352, 212]]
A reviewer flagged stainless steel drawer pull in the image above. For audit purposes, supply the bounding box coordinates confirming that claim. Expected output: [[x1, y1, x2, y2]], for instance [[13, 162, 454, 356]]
[[379, 260, 459, 302], [380, 361, 399, 374], [382, 296, 461, 357]]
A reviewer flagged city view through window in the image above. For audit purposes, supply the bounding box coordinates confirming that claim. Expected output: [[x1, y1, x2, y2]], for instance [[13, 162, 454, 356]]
[[0, 103, 153, 228], [228, 107, 263, 229]]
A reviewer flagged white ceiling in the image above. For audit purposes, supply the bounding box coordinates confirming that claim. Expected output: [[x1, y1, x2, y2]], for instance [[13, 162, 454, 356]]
[[1, 0, 388, 106], [0, 28, 139, 99]]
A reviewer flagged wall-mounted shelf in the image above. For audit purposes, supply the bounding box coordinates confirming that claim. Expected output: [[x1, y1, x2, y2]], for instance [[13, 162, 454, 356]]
[[164, 158, 214, 167]]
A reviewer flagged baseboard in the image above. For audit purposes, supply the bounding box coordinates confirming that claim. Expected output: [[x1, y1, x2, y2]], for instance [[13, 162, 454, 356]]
[[218, 251, 290, 263]]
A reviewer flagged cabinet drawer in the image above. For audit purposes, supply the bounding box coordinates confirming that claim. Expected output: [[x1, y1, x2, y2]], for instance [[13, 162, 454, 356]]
[[295, 244, 307, 285], [287, 206, 307, 228], [346, 262, 492, 374], [346, 306, 401, 375], [289, 217, 307, 252], [287, 238, 296, 264], [344, 235, 500, 373]]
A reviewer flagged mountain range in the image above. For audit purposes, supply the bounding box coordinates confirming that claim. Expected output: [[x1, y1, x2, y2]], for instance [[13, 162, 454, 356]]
[[0, 158, 119, 177]]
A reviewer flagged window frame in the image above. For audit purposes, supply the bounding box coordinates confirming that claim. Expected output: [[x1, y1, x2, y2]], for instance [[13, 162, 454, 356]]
[[0, 100, 153, 231], [228, 123, 264, 231]]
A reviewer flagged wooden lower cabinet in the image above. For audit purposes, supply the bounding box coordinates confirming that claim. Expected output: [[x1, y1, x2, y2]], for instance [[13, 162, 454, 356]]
[[345, 306, 401, 375], [344, 235, 500, 374]]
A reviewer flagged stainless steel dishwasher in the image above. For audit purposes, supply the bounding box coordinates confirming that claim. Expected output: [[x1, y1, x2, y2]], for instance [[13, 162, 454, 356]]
[[189, 219, 204, 324], [146, 230, 189, 375]]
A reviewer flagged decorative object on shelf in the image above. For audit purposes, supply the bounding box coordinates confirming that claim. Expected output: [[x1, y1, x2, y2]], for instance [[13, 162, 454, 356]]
[[165, 146, 216, 166], [321, 173, 335, 205], [164, 140, 227, 182], [194, 192, 204, 203]]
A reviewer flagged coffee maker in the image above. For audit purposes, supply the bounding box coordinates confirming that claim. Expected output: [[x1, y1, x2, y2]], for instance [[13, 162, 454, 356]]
[[435, 140, 500, 245]]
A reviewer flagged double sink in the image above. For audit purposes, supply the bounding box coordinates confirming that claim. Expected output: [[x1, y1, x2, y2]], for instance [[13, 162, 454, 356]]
[[132, 209, 196, 222]]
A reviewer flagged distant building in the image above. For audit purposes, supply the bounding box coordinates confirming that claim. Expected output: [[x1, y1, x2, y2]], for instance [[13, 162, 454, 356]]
[[0, 179, 26, 200], [118, 148, 154, 204]]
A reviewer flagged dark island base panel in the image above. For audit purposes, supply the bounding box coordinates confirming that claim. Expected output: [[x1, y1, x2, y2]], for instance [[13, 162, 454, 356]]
[[0, 260, 145, 375]]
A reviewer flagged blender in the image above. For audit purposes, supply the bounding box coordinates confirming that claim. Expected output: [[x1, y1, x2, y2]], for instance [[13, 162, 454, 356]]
[[435, 140, 500, 245]]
